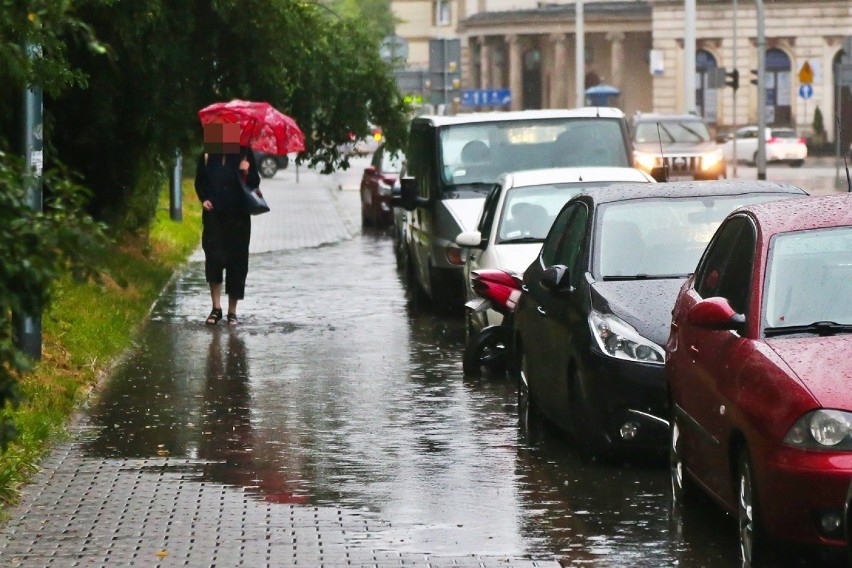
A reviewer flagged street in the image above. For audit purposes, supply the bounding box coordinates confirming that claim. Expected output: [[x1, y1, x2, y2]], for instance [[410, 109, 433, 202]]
[[0, 157, 847, 567]]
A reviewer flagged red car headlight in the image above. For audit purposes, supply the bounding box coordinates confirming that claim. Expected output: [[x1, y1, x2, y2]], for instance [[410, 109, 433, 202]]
[[783, 409, 852, 450]]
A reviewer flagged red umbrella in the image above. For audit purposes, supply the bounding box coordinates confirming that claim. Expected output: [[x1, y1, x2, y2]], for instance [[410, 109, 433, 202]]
[[197, 99, 305, 155]]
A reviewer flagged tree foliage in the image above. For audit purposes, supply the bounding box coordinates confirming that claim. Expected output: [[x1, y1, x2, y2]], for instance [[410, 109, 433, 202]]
[[0, 0, 409, 448], [0, 155, 107, 448]]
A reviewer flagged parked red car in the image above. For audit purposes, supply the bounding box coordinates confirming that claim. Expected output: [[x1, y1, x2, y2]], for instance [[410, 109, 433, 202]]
[[667, 193, 852, 565], [360, 144, 404, 227]]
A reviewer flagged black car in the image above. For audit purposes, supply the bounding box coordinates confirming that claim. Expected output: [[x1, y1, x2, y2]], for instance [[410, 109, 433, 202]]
[[513, 180, 808, 456], [253, 150, 289, 178]]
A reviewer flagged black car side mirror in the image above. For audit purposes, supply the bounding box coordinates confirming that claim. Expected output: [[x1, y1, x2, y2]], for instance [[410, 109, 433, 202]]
[[399, 177, 428, 211], [540, 264, 574, 295]]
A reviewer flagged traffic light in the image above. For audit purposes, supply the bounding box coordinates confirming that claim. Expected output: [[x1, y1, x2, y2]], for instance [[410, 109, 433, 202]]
[[726, 69, 739, 91], [750, 69, 759, 86]]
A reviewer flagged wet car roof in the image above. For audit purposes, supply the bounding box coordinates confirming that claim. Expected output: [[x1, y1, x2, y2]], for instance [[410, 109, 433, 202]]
[[735, 192, 852, 236], [414, 107, 626, 127], [573, 179, 808, 206]]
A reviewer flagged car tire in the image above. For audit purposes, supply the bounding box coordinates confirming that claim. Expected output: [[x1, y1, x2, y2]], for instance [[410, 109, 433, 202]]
[[669, 412, 695, 518], [259, 156, 278, 178], [790, 159, 804, 168], [737, 447, 769, 567], [463, 324, 506, 377], [516, 346, 537, 427]]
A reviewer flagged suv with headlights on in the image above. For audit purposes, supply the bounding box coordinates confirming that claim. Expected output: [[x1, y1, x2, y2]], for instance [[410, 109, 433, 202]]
[[631, 113, 726, 181]]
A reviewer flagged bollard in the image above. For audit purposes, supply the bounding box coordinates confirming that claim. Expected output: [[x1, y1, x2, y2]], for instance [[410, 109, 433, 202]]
[[169, 148, 182, 221]]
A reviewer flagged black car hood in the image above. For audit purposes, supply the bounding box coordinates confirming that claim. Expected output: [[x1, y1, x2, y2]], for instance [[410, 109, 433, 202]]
[[590, 279, 687, 346]]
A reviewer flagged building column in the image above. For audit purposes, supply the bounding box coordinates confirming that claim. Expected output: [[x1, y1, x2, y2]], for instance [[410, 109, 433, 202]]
[[550, 33, 568, 108], [507, 34, 522, 110], [607, 31, 626, 90], [479, 36, 491, 89]]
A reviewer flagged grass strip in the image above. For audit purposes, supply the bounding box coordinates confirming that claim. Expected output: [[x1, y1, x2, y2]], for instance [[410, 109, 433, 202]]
[[0, 180, 201, 510]]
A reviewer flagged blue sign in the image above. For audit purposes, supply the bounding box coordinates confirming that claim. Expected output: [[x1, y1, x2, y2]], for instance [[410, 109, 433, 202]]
[[799, 83, 813, 100], [461, 89, 512, 107]]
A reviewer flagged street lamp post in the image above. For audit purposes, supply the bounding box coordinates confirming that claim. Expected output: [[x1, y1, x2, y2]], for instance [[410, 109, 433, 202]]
[[575, 0, 584, 107], [15, 42, 44, 360], [756, 0, 767, 180]]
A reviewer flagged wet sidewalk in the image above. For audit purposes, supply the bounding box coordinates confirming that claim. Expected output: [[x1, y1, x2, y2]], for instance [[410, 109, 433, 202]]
[[0, 165, 558, 568]]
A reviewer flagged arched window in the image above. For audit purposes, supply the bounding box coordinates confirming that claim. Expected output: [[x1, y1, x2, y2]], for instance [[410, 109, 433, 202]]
[[696, 50, 718, 122], [765, 48, 792, 125]]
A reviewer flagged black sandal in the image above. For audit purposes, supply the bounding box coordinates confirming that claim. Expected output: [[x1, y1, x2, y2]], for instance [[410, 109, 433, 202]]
[[227, 312, 238, 326], [206, 307, 223, 325]]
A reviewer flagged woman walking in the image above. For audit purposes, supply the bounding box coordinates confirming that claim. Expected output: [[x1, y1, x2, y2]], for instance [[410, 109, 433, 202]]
[[194, 122, 260, 326]]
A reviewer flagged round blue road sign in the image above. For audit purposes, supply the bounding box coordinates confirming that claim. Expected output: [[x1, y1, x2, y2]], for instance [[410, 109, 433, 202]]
[[799, 83, 813, 100]]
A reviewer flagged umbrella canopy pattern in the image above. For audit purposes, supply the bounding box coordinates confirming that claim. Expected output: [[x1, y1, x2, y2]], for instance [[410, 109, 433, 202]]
[[198, 99, 305, 155]]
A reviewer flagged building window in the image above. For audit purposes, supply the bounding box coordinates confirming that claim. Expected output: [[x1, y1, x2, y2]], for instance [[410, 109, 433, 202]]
[[435, 0, 451, 26]]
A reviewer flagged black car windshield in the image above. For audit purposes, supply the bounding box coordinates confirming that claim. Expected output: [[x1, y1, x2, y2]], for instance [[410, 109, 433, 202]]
[[497, 183, 600, 243], [634, 120, 710, 144], [594, 194, 794, 279], [439, 118, 630, 188], [762, 227, 852, 334]]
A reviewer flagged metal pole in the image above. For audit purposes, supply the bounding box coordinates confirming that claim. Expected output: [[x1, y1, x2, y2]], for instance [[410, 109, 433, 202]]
[[169, 148, 182, 221], [756, 0, 767, 180], [575, 0, 585, 107], [684, 0, 697, 113], [731, 0, 737, 178], [443, 38, 449, 109], [14, 43, 43, 360]]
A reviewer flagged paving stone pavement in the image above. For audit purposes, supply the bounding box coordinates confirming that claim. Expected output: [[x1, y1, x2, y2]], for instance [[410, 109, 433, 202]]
[[0, 164, 560, 568]]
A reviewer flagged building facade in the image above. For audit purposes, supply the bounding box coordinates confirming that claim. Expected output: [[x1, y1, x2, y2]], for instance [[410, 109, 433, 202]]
[[391, 0, 852, 143]]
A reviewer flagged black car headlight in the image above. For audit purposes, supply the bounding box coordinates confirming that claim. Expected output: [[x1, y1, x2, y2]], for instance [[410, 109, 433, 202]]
[[783, 410, 852, 450], [588, 311, 665, 364]]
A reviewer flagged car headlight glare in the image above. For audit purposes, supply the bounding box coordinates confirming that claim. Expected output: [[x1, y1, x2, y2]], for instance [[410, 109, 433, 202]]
[[783, 410, 852, 450], [588, 311, 664, 365], [633, 152, 658, 172], [701, 149, 724, 171]]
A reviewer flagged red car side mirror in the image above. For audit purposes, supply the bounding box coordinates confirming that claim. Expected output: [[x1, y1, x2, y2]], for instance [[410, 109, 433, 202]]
[[687, 297, 746, 331]]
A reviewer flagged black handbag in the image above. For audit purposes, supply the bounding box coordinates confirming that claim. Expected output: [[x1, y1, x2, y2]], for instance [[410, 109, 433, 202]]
[[238, 175, 270, 215]]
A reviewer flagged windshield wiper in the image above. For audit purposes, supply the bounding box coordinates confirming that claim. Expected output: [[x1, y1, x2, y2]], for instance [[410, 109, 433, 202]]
[[499, 236, 543, 244], [446, 182, 494, 192], [601, 274, 686, 281], [765, 321, 852, 337]]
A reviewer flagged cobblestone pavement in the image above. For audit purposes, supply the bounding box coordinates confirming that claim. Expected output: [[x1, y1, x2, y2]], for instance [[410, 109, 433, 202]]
[[0, 163, 560, 568]]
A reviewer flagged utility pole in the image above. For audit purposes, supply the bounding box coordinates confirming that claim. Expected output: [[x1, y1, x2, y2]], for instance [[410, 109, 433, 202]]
[[684, 0, 696, 113], [756, 0, 767, 180], [15, 42, 44, 360], [731, 0, 738, 178], [575, 0, 584, 107]]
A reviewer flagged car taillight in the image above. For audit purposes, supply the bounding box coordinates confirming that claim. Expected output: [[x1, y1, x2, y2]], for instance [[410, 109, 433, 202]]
[[798, 138, 806, 144], [445, 246, 464, 266], [767, 137, 779, 144]]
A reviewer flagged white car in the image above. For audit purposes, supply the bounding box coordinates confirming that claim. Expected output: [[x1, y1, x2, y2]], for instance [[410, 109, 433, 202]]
[[455, 167, 655, 340], [721, 125, 807, 167]]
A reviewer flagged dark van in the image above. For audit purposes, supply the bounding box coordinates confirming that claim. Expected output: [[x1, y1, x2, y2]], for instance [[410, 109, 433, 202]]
[[397, 108, 633, 309]]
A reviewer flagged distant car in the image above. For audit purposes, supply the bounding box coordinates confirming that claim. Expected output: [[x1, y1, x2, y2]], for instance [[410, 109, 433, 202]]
[[253, 150, 289, 178], [667, 193, 851, 566], [720, 125, 807, 167], [341, 124, 383, 157], [360, 145, 404, 227], [455, 166, 655, 346], [513, 180, 808, 457], [631, 113, 726, 181]]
